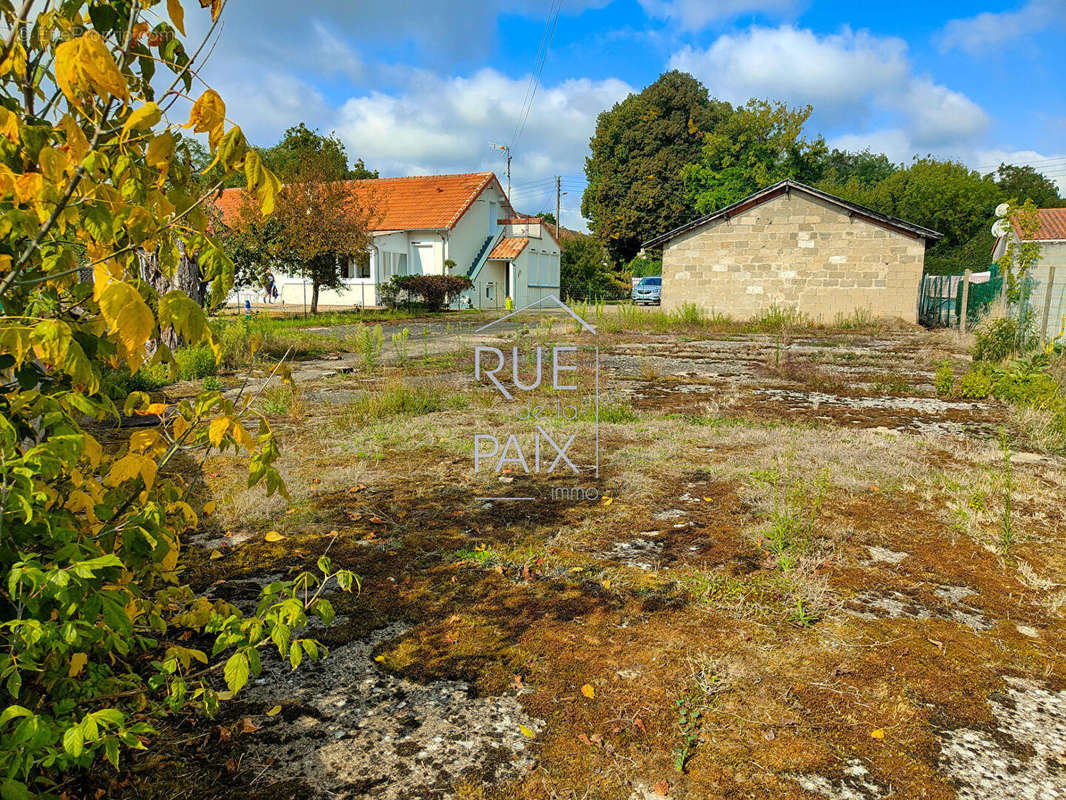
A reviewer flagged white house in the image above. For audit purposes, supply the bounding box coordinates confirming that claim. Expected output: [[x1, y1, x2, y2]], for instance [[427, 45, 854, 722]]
[[217, 171, 561, 310], [992, 207, 1066, 342]]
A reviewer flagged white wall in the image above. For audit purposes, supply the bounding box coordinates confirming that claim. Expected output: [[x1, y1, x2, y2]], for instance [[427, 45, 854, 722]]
[[449, 183, 511, 275], [1029, 242, 1066, 343]]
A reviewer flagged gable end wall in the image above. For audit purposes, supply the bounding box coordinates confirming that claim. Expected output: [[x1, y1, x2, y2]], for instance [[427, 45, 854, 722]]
[[661, 192, 927, 323]]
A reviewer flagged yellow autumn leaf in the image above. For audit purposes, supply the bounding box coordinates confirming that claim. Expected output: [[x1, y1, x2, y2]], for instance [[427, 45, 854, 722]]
[[243, 149, 280, 216], [171, 414, 190, 441], [54, 31, 129, 107], [57, 114, 90, 163], [266, 705, 282, 716], [208, 416, 230, 447], [97, 281, 154, 370], [0, 106, 18, 143], [231, 420, 256, 453], [264, 531, 285, 542], [146, 130, 175, 170], [128, 428, 163, 454], [203, 501, 216, 515], [159, 290, 212, 346], [15, 171, 43, 203], [167, 0, 186, 34], [870, 728, 885, 739], [601, 496, 613, 506], [581, 683, 595, 699], [161, 542, 179, 572], [38, 146, 68, 183], [209, 550, 223, 560], [183, 89, 226, 148], [519, 724, 535, 739], [121, 102, 161, 141], [29, 319, 73, 366], [68, 652, 88, 678], [110, 453, 158, 490]]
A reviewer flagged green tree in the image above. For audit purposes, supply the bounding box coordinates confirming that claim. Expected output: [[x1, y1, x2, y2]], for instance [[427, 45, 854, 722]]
[[264, 122, 376, 181], [0, 3, 355, 794], [683, 99, 827, 214], [819, 148, 897, 188], [829, 158, 1004, 273], [271, 155, 378, 313], [992, 164, 1064, 209], [560, 233, 616, 297], [582, 70, 732, 265]]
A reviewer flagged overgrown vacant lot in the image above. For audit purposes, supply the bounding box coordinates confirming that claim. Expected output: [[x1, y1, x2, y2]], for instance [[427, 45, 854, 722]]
[[113, 310, 1066, 800]]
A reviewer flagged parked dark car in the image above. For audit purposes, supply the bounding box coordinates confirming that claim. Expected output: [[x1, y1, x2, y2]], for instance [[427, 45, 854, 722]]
[[631, 276, 661, 305]]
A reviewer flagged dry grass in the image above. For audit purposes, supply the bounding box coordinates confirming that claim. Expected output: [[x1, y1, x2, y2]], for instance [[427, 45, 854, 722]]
[[164, 320, 1066, 800]]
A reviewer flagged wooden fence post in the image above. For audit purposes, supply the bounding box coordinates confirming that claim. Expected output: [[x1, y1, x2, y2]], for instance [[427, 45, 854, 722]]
[[960, 269, 971, 334], [1041, 264, 1057, 347]]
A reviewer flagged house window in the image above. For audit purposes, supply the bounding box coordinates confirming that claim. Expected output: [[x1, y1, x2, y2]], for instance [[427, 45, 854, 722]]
[[380, 252, 408, 281], [355, 251, 371, 279]]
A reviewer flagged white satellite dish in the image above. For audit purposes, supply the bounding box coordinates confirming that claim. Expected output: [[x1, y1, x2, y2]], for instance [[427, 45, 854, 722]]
[[995, 202, 1010, 218], [991, 218, 1010, 237]]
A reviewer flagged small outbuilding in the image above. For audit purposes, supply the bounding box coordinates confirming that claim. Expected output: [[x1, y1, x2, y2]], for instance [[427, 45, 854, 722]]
[[644, 180, 943, 324], [992, 207, 1066, 344]]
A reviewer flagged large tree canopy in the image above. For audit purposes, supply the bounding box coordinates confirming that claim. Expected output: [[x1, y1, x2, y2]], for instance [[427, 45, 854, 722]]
[[820, 148, 897, 188], [992, 164, 1065, 209], [581, 70, 732, 265], [682, 99, 827, 215], [263, 122, 377, 181], [820, 158, 1004, 274]]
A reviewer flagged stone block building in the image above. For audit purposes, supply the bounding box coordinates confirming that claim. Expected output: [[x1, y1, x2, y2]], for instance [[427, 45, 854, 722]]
[[644, 180, 943, 324]]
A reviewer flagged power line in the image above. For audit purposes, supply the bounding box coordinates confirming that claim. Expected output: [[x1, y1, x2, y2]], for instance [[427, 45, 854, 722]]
[[972, 156, 1066, 173], [510, 0, 561, 150]]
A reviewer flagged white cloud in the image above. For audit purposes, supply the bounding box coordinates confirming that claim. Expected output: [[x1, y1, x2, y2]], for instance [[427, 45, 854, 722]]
[[971, 148, 1066, 193], [939, 0, 1066, 55], [333, 68, 630, 180], [670, 25, 990, 152], [639, 0, 799, 31], [827, 130, 913, 163]]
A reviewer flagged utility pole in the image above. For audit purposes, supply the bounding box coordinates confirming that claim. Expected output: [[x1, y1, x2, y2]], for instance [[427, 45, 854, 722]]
[[555, 176, 561, 239], [491, 143, 512, 199]]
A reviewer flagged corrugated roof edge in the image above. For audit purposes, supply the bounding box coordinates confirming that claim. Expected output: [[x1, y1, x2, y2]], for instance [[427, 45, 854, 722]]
[[642, 179, 944, 249]]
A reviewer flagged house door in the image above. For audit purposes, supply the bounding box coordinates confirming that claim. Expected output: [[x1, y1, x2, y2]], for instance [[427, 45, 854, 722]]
[[412, 244, 434, 275], [489, 202, 498, 236], [506, 261, 515, 301]]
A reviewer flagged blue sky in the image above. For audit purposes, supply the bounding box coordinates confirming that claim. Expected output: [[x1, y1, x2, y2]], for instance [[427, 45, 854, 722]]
[[189, 0, 1066, 226]]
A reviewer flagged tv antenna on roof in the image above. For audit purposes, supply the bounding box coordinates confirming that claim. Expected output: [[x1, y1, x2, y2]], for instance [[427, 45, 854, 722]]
[[490, 143, 511, 199]]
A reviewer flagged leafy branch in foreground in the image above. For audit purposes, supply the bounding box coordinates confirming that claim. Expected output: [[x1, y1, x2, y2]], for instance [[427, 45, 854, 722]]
[[0, 1, 353, 795]]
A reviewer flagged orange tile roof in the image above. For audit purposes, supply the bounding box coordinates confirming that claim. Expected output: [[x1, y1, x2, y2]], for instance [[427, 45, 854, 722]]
[[216, 172, 513, 232], [1015, 208, 1066, 241], [488, 237, 529, 260]]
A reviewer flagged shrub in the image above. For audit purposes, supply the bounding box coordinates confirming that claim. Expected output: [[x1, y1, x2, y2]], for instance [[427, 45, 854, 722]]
[[395, 275, 473, 311], [973, 316, 1020, 362], [750, 303, 809, 333], [174, 344, 217, 380], [670, 302, 706, 325], [934, 362, 956, 395], [954, 368, 995, 399], [353, 324, 385, 372], [992, 354, 1060, 406]]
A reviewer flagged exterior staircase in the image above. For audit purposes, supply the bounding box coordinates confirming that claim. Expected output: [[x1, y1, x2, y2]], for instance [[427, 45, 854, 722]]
[[466, 233, 502, 284]]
